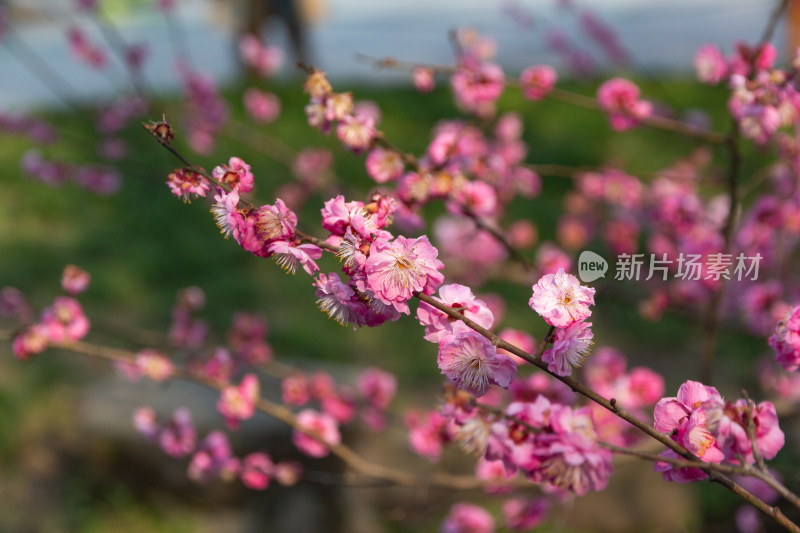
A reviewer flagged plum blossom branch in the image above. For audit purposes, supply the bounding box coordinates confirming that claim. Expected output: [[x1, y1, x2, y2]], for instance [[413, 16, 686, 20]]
[[356, 53, 728, 144], [32, 334, 531, 491], [411, 292, 800, 531]]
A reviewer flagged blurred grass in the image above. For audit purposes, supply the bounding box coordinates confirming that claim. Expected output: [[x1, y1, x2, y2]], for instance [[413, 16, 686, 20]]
[[0, 76, 784, 531]]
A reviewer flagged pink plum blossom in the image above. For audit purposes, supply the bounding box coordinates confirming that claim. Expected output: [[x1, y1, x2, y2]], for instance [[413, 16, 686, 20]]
[[217, 374, 260, 430], [243, 89, 281, 123], [417, 284, 494, 343], [441, 502, 495, 533], [437, 331, 517, 397], [61, 265, 90, 295], [519, 65, 557, 101], [503, 497, 548, 531], [365, 148, 404, 183], [240, 452, 273, 489], [188, 431, 240, 483], [12, 324, 49, 360], [336, 114, 376, 153], [40, 296, 90, 342], [292, 409, 341, 458], [695, 44, 728, 85], [364, 235, 444, 315], [529, 268, 595, 328], [357, 367, 397, 410], [267, 241, 322, 276], [135, 349, 175, 382], [596, 77, 652, 131], [542, 321, 594, 376], [256, 198, 297, 242], [413, 67, 435, 92], [159, 408, 197, 458], [212, 156, 254, 193], [770, 306, 800, 371]]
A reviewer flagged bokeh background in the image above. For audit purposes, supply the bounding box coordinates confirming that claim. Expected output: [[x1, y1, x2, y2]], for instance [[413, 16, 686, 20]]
[[0, 1, 798, 532]]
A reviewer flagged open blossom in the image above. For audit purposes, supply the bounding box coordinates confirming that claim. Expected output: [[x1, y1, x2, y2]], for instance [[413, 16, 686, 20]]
[[438, 331, 517, 397], [596, 77, 652, 131], [519, 64, 557, 101], [451, 63, 505, 113], [212, 189, 242, 239], [292, 409, 341, 458], [256, 198, 297, 242], [364, 235, 445, 314], [542, 321, 593, 376], [723, 399, 784, 463], [267, 241, 322, 276], [217, 374, 260, 430], [212, 156, 254, 193], [62, 265, 90, 295], [529, 268, 595, 327], [770, 306, 800, 371], [441, 502, 494, 533], [314, 272, 365, 327], [503, 497, 548, 531], [417, 283, 494, 343], [167, 168, 210, 202], [238, 34, 283, 77]]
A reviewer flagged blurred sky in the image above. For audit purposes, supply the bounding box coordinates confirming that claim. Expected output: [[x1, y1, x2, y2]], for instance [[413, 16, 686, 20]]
[[0, 0, 786, 110]]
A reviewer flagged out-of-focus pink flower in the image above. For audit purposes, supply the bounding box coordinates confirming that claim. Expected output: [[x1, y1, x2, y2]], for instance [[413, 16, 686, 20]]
[[292, 409, 341, 458], [437, 331, 517, 397], [770, 306, 800, 372], [413, 67, 435, 92], [596, 77, 652, 131], [529, 268, 595, 328], [695, 44, 728, 85], [520, 65, 557, 101], [159, 408, 197, 457], [0, 286, 32, 322], [357, 367, 397, 410], [12, 324, 49, 360], [40, 296, 90, 342], [451, 63, 505, 115], [503, 497, 548, 531], [61, 265, 90, 295], [336, 114, 376, 153], [238, 34, 283, 77], [136, 349, 175, 382], [188, 430, 240, 484], [133, 407, 159, 441], [441, 502, 495, 533], [240, 452, 273, 489], [217, 374, 260, 430], [365, 148, 404, 183], [243, 88, 281, 123]]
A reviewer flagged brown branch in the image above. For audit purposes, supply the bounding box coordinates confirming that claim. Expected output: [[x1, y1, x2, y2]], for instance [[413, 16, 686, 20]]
[[37, 337, 524, 491], [410, 292, 800, 531]]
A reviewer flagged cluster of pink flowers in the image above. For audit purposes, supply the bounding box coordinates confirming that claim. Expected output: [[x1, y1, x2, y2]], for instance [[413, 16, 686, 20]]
[[238, 34, 283, 77], [654, 380, 784, 482], [450, 30, 505, 116], [134, 407, 301, 490], [303, 69, 377, 153], [11, 266, 92, 360], [176, 63, 229, 154], [21, 150, 121, 195], [529, 269, 596, 376], [168, 286, 209, 350]]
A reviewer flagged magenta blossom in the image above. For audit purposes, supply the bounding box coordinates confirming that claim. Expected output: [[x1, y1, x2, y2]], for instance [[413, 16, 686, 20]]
[[596, 77, 652, 131], [529, 268, 595, 328], [159, 408, 197, 458], [413, 67, 435, 92], [217, 374, 260, 430], [695, 44, 728, 85], [519, 64, 557, 101], [243, 88, 281, 124], [441, 502, 495, 533], [364, 234, 445, 314], [417, 283, 494, 343], [267, 241, 322, 276], [437, 331, 517, 397], [357, 367, 397, 410], [365, 148, 404, 183], [135, 349, 175, 382], [168, 168, 210, 202], [542, 321, 594, 376], [12, 324, 49, 360], [212, 156, 254, 193], [61, 265, 90, 295], [188, 431, 240, 483], [40, 296, 90, 342], [769, 306, 800, 371], [240, 452, 273, 490], [292, 409, 341, 458]]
